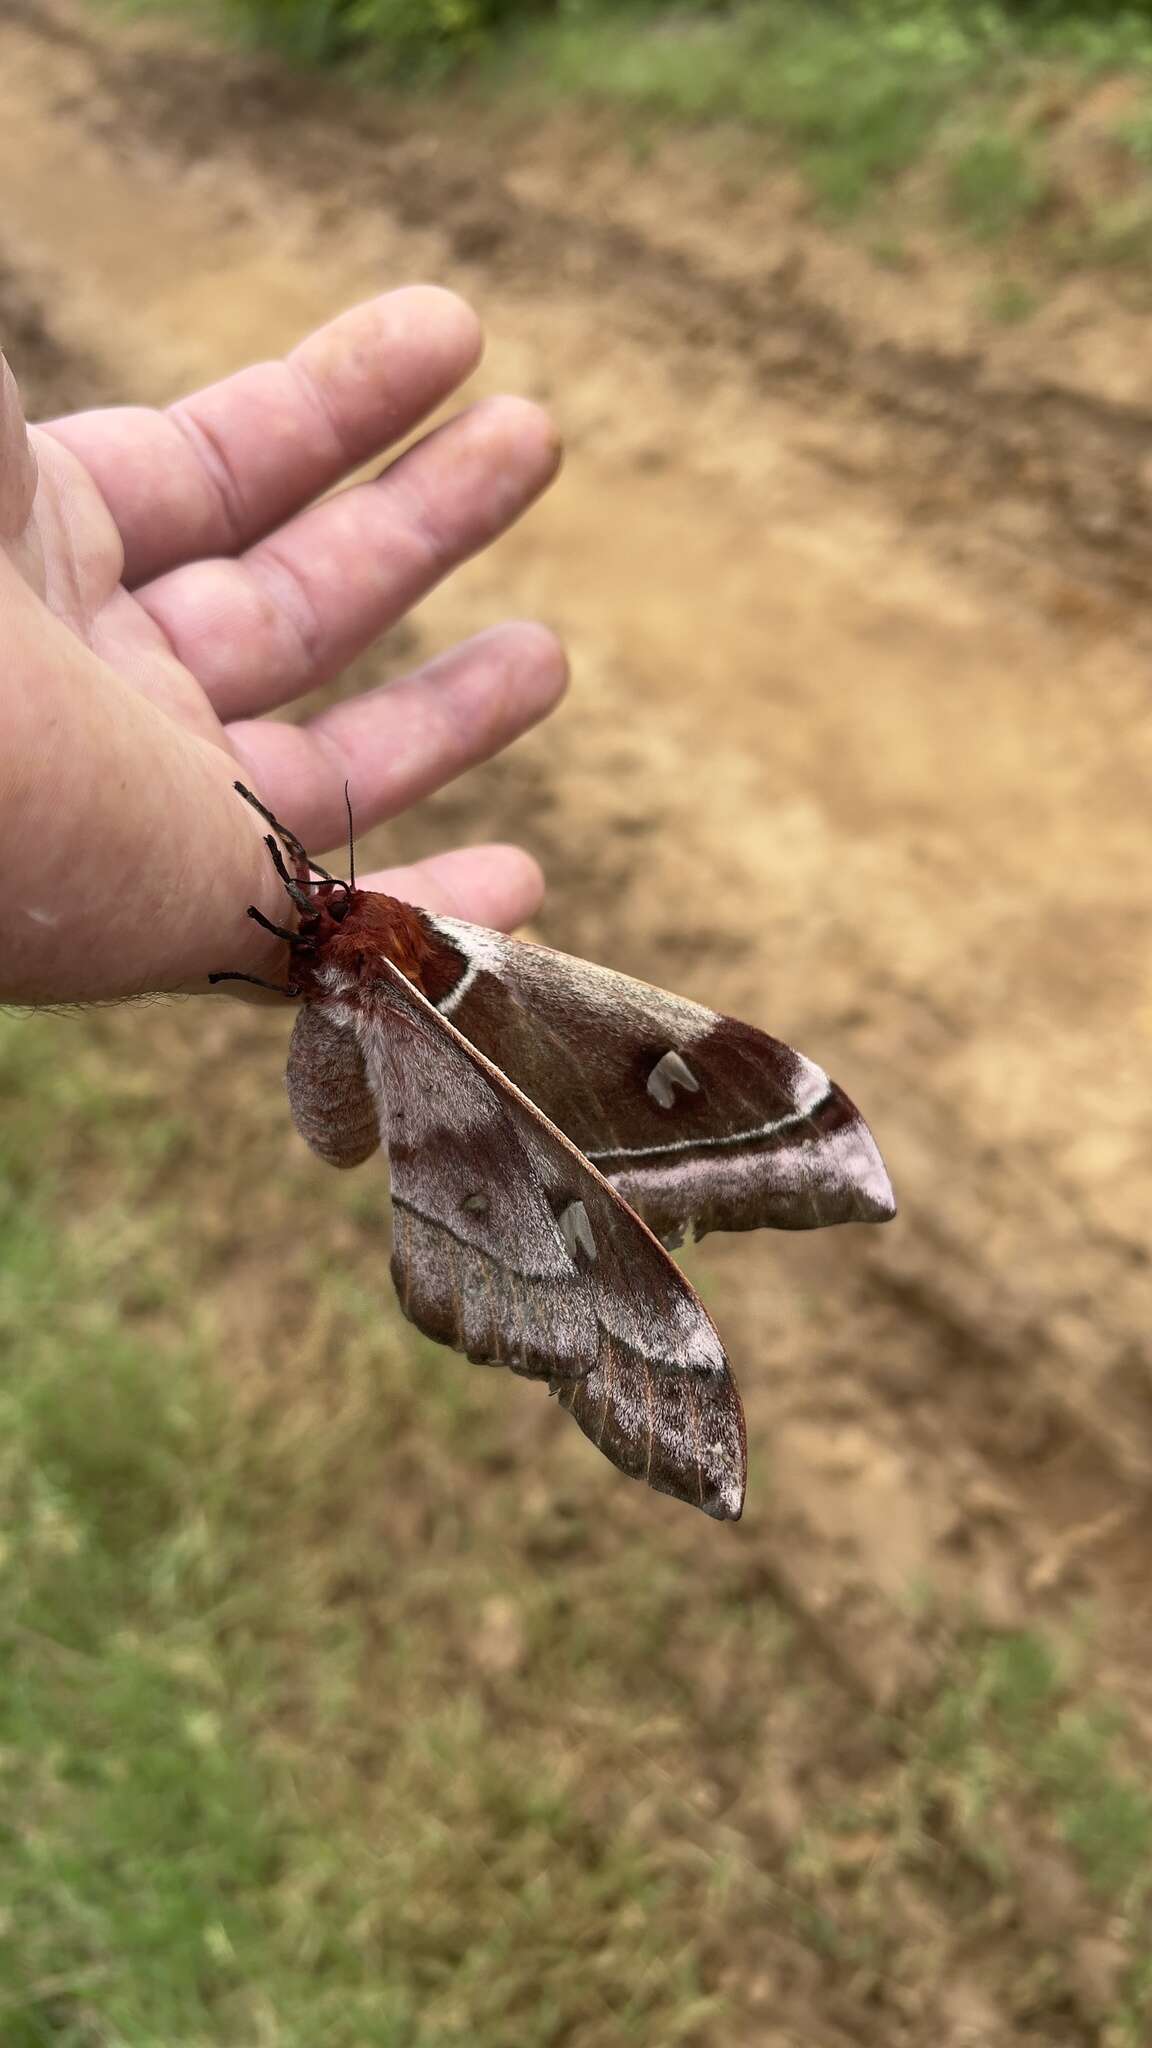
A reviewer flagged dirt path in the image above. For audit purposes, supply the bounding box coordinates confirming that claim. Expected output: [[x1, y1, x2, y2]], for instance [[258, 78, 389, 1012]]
[[5, 2, 1152, 2031]]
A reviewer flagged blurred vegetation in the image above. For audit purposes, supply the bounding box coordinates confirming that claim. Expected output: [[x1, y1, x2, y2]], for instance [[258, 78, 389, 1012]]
[[0, 1005, 733, 2045], [216, 0, 1152, 88], [4, 988, 1152, 2036], [168, 0, 1152, 282]]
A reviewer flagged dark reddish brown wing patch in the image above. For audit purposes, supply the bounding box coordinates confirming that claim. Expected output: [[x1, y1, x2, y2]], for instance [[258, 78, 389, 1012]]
[[413, 914, 895, 1248]]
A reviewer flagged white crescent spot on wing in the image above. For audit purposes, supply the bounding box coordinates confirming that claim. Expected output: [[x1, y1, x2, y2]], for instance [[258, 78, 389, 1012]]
[[427, 920, 512, 1017], [558, 1199, 598, 1264], [647, 1050, 702, 1108]]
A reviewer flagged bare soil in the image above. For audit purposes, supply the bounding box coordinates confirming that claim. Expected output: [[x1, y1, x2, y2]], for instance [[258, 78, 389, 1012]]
[[5, 2, 1152, 2037]]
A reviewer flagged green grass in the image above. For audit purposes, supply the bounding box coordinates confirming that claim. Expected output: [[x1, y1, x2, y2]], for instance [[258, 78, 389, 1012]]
[[0, 1023, 389, 2045], [907, 1633, 1152, 2030], [981, 275, 1043, 321], [507, 4, 1152, 234], [109, 0, 1152, 266], [1, 1248, 266, 2032], [1082, 195, 1152, 266], [5, 996, 1152, 2038], [945, 132, 1050, 239], [422, 3, 1152, 256], [913, 1632, 1152, 1901], [0, 1011, 722, 2044], [211, 0, 1152, 93], [783, 1630, 1152, 2032], [521, 4, 990, 216]]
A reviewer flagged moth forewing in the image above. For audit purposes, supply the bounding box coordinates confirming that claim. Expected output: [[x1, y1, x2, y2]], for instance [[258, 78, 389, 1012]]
[[420, 913, 896, 1243], [344, 950, 747, 1519]]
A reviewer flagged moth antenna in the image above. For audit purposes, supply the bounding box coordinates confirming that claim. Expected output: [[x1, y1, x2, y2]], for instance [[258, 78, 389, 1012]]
[[208, 971, 299, 996], [232, 780, 338, 884], [344, 780, 356, 890]]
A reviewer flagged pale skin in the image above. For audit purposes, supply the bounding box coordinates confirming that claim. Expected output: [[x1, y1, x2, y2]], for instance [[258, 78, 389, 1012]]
[[0, 287, 567, 1004]]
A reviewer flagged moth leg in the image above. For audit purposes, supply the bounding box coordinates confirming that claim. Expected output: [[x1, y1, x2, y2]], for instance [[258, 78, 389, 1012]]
[[232, 780, 338, 883], [263, 834, 322, 918], [247, 905, 298, 944], [208, 971, 299, 996]]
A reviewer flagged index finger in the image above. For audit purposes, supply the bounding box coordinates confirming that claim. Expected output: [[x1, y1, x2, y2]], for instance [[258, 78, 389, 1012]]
[[41, 288, 483, 586]]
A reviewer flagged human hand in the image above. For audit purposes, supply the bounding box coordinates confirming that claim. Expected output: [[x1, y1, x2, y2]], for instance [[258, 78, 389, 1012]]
[[0, 288, 565, 1004]]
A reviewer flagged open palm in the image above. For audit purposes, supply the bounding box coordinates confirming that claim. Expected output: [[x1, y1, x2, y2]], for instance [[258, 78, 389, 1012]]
[[0, 288, 564, 1001]]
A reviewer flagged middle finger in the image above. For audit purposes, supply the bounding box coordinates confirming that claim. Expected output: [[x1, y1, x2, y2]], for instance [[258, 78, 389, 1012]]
[[135, 396, 561, 722]]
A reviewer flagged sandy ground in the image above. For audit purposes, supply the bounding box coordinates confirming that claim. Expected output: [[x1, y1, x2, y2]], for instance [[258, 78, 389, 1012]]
[[4, 1, 1152, 2034]]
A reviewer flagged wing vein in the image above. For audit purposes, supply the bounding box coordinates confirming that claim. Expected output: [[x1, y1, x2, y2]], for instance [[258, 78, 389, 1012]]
[[642, 1358, 655, 1487], [687, 1377, 704, 1509], [597, 1338, 614, 1450]]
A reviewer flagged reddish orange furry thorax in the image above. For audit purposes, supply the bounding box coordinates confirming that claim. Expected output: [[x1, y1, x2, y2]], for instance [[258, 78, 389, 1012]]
[[291, 887, 462, 1008]]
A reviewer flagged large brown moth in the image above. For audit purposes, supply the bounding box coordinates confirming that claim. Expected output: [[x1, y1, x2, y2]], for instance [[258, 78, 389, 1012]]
[[213, 783, 895, 1520]]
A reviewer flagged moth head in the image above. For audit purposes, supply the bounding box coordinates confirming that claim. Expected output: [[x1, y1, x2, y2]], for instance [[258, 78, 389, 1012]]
[[287, 881, 368, 977], [214, 785, 377, 999], [302, 879, 355, 928]]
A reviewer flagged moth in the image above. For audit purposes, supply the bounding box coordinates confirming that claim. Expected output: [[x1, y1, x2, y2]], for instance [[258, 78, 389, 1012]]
[[213, 783, 895, 1521]]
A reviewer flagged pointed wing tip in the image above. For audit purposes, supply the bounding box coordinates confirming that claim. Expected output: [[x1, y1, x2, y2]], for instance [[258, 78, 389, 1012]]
[[703, 1476, 745, 1523], [846, 1117, 897, 1225], [860, 1163, 897, 1224], [695, 1398, 747, 1523], [654, 1456, 744, 1521]]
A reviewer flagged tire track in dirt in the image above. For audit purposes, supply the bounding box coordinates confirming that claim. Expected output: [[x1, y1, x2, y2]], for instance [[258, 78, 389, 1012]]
[[11, 0, 1152, 599]]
